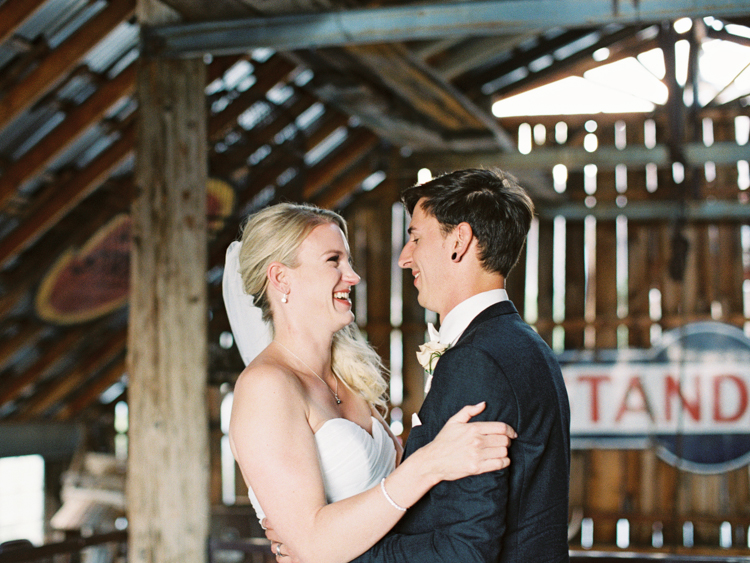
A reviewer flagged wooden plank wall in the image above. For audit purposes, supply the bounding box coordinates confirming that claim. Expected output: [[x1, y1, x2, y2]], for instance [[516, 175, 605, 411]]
[[503, 112, 750, 553]]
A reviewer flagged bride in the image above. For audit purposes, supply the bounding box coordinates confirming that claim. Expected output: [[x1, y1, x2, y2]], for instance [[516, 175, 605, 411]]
[[223, 202, 515, 563]]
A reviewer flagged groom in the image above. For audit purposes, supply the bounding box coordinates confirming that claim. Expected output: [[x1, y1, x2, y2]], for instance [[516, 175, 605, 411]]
[[350, 168, 571, 562]]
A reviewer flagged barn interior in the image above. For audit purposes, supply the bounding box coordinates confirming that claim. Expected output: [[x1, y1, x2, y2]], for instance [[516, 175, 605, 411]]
[[1, 0, 750, 561]]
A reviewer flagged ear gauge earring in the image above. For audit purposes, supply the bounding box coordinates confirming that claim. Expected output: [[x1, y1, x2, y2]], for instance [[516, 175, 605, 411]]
[[281, 292, 289, 304], [451, 252, 458, 261]]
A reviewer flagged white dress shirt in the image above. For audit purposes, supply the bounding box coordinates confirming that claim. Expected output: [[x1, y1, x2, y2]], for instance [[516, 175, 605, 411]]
[[430, 289, 509, 346]]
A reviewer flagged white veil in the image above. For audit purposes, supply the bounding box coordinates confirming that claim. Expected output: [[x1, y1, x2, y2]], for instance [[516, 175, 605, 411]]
[[222, 240, 273, 366]]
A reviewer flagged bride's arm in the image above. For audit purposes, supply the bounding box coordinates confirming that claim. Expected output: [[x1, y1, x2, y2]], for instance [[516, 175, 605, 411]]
[[230, 366, 512, 563]]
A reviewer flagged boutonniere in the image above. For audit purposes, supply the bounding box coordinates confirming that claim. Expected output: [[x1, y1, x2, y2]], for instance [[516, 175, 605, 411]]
[[416, 341, 450, 375]]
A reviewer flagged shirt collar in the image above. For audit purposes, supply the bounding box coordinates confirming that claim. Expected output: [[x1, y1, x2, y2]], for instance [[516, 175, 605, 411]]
[[433, 289, 508, 346]]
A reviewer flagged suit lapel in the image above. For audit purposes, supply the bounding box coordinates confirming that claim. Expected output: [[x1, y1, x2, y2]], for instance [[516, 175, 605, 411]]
[[452, 299, 518, 347]]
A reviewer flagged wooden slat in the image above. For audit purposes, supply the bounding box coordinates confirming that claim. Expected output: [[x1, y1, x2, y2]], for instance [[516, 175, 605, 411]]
[[564, 219, 586, 349], [537, 217, 554, 345], [0, 0, 136, 131], [716, 225, 744, 318], [587, 450, 625, 545], [627, 223, 652, 348], [0, 0, 48, 45], [595, 221, 618, 348], [0, 119, 135, 267], [361, 193, 393, 366], [0, 64, 136, 208]]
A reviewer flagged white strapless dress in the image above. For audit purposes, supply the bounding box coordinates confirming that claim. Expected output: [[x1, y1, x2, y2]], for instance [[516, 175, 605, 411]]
[[248, 416, 397, 522]]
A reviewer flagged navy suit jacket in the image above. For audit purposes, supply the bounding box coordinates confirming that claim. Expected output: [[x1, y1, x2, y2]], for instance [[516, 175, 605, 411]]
[[350, 300, 570, 563]]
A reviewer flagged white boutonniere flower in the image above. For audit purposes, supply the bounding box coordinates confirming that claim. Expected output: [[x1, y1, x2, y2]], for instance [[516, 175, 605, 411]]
[[416, 341, 450, 375]]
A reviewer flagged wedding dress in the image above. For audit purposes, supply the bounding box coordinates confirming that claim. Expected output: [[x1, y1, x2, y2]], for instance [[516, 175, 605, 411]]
[[247, 416, 396, 522]]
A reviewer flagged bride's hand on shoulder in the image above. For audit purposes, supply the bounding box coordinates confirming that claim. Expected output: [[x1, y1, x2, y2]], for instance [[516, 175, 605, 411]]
[[423, 402, 516, 482]]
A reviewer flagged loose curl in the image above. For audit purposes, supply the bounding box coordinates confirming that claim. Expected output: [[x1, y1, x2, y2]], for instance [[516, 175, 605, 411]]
[[237, 203, 388, 409]]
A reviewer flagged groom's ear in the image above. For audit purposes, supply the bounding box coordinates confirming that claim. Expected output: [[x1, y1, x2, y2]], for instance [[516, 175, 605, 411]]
[[451, 222, 474, 262]]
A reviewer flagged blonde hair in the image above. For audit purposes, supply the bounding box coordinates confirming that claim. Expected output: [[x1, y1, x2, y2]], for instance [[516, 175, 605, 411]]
[[238, 203, 388, 409]]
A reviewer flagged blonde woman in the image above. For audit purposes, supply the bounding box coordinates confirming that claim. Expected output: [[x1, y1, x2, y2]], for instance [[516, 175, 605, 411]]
[[223, 203, 515, 563]]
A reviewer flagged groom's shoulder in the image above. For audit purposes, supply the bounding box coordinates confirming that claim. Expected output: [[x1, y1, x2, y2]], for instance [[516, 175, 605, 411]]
[[466, 300, 528, 337], [463, 301, 551, 352]]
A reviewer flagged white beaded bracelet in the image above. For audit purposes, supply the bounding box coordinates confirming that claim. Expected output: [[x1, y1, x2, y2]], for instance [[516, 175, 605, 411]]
[[380, 477, 407, 512]]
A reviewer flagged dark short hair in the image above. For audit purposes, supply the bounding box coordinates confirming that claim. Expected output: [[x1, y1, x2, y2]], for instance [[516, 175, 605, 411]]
[[401, 168, 534, 277]]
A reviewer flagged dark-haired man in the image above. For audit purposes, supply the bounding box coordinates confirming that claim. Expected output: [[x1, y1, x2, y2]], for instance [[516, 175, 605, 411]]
[[352, 168, 571, 562]]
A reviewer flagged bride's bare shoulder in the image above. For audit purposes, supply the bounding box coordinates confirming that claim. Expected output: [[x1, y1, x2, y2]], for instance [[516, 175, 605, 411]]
[[232, 354, 307, 411]]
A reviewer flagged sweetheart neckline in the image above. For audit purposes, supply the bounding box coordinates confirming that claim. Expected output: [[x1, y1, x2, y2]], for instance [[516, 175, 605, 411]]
[[315, 415, 380, 439]]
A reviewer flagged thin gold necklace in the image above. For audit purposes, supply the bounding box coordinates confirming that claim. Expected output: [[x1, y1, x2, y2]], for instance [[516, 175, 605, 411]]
[[275, 341, 341, 404]]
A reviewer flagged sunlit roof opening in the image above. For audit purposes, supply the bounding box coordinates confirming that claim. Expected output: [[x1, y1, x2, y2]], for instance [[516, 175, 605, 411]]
[[492, 26, 750, 118]]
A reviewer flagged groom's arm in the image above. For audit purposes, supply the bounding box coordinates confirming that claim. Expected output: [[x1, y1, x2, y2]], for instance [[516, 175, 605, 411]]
[[349, 347, 517, 563], [348, 472, 509, 563]]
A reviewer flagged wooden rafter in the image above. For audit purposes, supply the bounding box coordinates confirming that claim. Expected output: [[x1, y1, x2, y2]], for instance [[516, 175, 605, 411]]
[[0, 0, 136, 131], [0, 328, 87, 408], [0, 64, 137, 207], [0, 0, 48, 45], [0, 118, 136, 267], [302, 128, 379, 199], [0, 321, 46, 373], [313, 161, 373, 210], [56, 356, 126, 421], [17, 329, 128, 419]]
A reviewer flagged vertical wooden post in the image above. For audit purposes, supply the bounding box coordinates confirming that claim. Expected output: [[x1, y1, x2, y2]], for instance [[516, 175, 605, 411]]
[[127, 1, 209, 561]]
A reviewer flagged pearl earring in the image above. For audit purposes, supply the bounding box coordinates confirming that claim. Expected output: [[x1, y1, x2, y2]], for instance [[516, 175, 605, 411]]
[[281, 292, 288, 303]]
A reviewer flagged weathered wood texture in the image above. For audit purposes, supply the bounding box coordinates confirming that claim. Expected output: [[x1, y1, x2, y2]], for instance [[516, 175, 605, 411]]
[[127, 12, 209, 559], [513, 112, 750, 551]]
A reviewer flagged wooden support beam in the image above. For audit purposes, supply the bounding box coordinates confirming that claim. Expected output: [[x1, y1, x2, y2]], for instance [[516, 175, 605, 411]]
[[417, 140, 750, 173], [0, 0, 135, 131], [0, 64, 136, 207], [128, 1, 209, 556], [347, 43, 485, 132], [0, 119, 135, 267], [0, 0, 48, 45]]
